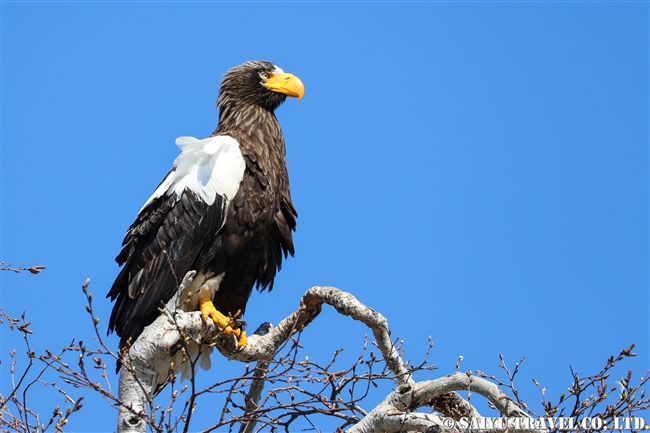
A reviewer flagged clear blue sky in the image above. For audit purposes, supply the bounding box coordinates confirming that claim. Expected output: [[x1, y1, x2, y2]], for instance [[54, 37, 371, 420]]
[[2, 2, 648, 431]]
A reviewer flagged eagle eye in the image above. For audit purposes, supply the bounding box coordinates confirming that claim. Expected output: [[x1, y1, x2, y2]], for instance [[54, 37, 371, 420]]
[[259, 71, 270, 80]]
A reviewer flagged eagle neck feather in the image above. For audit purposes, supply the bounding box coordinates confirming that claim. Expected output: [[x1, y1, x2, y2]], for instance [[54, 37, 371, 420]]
[[214, 105, 287, 186]]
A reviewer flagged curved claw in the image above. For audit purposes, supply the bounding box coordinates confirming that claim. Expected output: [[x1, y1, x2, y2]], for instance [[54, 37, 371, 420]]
[[233, 318, 247, 332]]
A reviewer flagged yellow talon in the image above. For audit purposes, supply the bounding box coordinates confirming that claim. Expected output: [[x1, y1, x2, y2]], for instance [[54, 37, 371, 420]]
[[198, 294, 247, 347], [238, 331, 247, 346]]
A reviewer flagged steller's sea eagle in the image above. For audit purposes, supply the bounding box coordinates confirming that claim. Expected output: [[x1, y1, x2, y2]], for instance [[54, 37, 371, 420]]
[[107, 61, 304, 386]]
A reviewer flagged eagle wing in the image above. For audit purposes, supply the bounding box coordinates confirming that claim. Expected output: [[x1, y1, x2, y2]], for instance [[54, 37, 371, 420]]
[[107, 135, 245, 348]]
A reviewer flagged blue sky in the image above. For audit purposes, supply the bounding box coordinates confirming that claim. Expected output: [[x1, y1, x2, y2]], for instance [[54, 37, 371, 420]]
[[1, 2, 648, 431]]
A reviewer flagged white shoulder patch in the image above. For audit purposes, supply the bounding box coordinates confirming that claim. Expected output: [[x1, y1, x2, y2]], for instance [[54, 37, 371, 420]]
[[140, 135, 245, 212]]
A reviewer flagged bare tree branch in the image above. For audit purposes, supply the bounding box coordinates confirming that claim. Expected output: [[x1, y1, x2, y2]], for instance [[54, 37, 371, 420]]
[[348, 372, 549, 433], [117, 272, 484, 432], [3, 273, 648, 433], [0, 261, 46, 274], [238, 359, 270, 433]]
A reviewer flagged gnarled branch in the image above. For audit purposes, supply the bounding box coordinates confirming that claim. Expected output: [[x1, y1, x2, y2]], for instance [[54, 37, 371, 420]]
[[117, 272, 506, 433]]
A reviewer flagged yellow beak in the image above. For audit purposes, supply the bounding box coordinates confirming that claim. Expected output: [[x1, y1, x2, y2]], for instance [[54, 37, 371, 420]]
[[264, 73, 305, 101]]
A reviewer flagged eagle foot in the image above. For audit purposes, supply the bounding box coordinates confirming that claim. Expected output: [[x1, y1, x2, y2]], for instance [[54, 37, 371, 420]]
[[199, 298, 248, 347]]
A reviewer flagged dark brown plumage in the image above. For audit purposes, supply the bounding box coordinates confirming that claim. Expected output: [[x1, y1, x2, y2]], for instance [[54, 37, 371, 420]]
[[107, 61, 303, 363]]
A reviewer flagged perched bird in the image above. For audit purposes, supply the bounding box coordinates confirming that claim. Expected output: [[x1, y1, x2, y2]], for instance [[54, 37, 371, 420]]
[[107, 61, 303, 386]]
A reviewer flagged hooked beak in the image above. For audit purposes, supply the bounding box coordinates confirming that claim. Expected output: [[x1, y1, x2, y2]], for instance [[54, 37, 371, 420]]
[[264, 73, 305, 101]]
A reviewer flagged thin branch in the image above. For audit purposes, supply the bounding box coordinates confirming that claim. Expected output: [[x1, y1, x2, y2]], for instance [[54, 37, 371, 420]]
[[0, 262, 46, 274]]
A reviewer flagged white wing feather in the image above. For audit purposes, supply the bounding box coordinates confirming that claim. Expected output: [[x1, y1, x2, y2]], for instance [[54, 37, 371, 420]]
[[140, 135, 245, 212]]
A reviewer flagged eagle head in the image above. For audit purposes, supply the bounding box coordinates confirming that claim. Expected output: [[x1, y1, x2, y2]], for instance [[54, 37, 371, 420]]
[[217, 60, 305, 113]]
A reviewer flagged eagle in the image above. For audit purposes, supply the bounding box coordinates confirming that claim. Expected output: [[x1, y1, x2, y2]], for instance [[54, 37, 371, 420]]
[[107, 61, 303, 386]]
